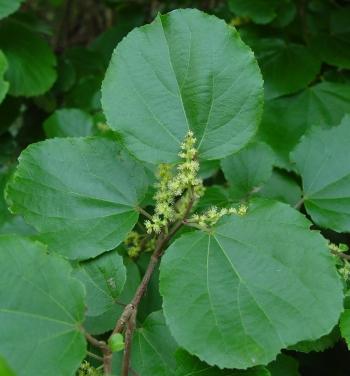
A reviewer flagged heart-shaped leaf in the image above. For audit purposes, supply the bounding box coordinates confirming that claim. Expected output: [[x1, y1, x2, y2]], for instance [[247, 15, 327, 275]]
[[160, 200, 343, 368], [102, 9, 263, 164]]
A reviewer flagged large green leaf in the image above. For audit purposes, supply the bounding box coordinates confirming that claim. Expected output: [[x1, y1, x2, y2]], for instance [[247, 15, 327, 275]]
[[250, 38, 320, 99], [0, 50, 9, 103], [160, 199, 343, 369], [291, 115, 350, 232], [258, 82, 350, 168], [74, 250, 126, 317], [102, 9, 263, 164], [6, 137, 148, 260], [0, 19, 56, 96], [0, 235, 86, 376], [43, 108, 94, 138], [0, 0, 24, 20], [112, 311, 178, 376], [221, 141, 275, 200]]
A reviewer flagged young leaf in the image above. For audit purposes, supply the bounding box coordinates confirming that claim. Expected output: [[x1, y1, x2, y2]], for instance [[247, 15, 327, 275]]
[[221, 141, 275, 199], [43, 108, 94, 138], [311, 7, 350, 69], [268, 354, 299, 376], [228, 0, 293, 24], [289, 326, 339, 353], [112, 311, 178, 376], [0, 169, 35, 236], [84, 258, 141, 335], [0, 19, 56, 97], [291, 115, 350, 232], [0, 50, 9, 103], [175, 349, 270, 376], [340, 309, 350, 349], [257, 170, 301, 207], [0, 356, 15, 376], [108, 333, 125, 352], [0, 0, 25, 20], [160, 199, 343, 369], [102, 9, 263, 164], [258, 82, 350, 168], [6, 137, 148, 260], [73, 250, 126, 317], [0, 234, 86, 376]]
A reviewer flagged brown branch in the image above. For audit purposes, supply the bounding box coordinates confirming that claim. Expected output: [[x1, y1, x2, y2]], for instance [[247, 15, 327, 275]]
[[87, 351, 103, 362], [84, 331, 106, 349], [122, 310, 137, 376], [83, 330, 112, 374], [108, 188, 195, 375]]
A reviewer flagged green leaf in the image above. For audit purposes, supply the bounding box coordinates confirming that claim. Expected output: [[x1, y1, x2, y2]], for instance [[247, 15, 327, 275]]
[[257, 170, 302, 207], [0, 0, 24, 20], [43, 108, 94, 138], [0, 50, 9, 103], [228, 0, 293, 24], [289, 326, 339, 353], [0, 169, 35, 236], [221, 141, 275, 199], [0, 234, 86, 376], [311, 7, 350, 69], [0, 356, 15, 376], [160, 199, 343, 369], [66, 75, 102, 112], [291, 115, 350, 232], [6, 137, 148, 260], [258, 82, 350, 168], [112, 311, 178, 376], [250, 38, 320, 99], [84, 258, 141, 335], [197, 185, 238, 211], [340, 309, 350, 349], [73, 250, 126, 317], [102, 9, 263, 164], [175, 349, 270, 376], [268, 354, 299, 376], [0, 19, 56, 96]]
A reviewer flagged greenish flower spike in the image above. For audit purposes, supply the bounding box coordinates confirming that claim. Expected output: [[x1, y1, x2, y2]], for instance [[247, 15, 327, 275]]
[[145, 131, 204, 234], [188, 204, 248, 230]]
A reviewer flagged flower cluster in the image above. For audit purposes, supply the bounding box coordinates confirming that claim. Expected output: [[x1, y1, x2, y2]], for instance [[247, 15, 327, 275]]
[[188, 204, 248, 229], [329, 242, 350, 281], [78, 361, 102, 376], [124, 231, 142, 258], [145, 131, 203, 234], [124, 231, 157, 258]]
